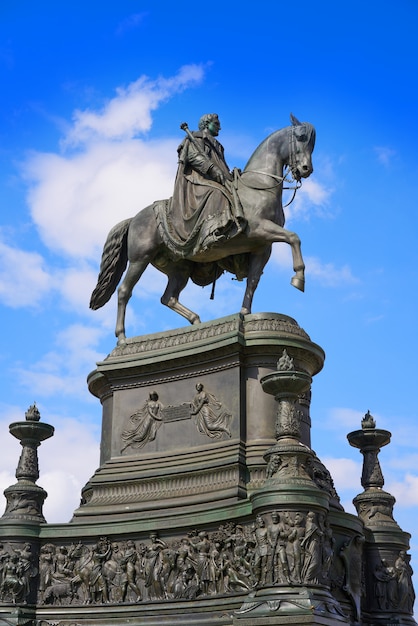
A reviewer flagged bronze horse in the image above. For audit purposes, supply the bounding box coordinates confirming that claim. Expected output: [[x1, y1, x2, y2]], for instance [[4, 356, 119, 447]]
[[90, 114, 315, 345]]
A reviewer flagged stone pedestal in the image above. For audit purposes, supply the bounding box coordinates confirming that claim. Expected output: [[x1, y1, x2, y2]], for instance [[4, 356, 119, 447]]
[[75, 313, 324, 525], [0, 314, 415, 626]]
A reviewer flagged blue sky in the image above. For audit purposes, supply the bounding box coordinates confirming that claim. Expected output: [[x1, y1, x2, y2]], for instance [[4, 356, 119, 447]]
[[1, 0, 417, 584]]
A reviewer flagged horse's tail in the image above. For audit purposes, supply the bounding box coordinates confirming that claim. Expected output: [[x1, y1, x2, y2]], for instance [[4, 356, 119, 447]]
[[90, 218, 132, 310]]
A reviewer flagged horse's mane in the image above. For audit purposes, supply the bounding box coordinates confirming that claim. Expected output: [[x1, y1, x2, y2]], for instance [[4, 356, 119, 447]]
[[244, 120, 315, 172], [302, 123, 316, 153]]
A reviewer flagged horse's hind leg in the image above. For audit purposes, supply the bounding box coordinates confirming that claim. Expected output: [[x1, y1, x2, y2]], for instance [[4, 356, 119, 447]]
[[116, 260, 149, 345], [240, 247, 272, 315], [161, 263, 201, 325]]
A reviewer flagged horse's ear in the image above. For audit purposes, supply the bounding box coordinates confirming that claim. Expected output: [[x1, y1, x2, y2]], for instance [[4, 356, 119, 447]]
[[290, 113, 301, 126]]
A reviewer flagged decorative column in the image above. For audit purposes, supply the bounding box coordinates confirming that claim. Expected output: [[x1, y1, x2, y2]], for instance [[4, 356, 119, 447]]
[[235, 350, 349, 626], [1, 403, 54, 524], [261, 349, 314, 487], [0, 404, 54, 619], [348, 411, 417, 626], [250, 349, 330, 508]]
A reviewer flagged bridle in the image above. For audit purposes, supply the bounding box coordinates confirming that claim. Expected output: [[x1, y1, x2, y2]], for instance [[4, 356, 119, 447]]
[[236, 124, 307, 207]]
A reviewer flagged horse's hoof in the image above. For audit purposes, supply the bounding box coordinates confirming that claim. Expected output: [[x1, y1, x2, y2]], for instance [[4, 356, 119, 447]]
[[240, 307, 250, 316], [190, 315, 201, 325], [291, 276, 305, 292], [117, 335, 127, 347]]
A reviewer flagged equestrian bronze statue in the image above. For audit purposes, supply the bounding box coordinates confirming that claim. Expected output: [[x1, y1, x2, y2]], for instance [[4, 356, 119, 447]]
[[90, 113, 316, 345]]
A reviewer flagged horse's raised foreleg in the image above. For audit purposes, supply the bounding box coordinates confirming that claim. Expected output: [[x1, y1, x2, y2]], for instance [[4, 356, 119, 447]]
[[161, 262, 201, 325], [116, 260, 149, 345], [250, 221, 305, 292], [240, 247, 272, 316], [287, 231, 305, 292]]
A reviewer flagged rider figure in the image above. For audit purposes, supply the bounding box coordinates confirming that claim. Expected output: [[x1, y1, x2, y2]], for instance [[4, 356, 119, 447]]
[[178, 114, 231, 187], [168, 113, 246, 256]]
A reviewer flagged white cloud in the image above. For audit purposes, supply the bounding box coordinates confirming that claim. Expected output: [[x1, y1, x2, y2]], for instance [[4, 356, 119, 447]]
[[59, 264, 102, 312], [0, 238, 53, 307], [23, 139, 178, 259], [40, 416, 100, 523], [116, 12, 147, 36], [64, 65, 205, 146], [270, 243, 293, 270], [20, 65, 206, 262], [176, 272, 245, 320], [285, 177, 334, 222], [318, 407, 365, 432], [42, 470, 85, 523], [14, 323, 105, 400], [321, 456, 362, 493], [305, 256, 358, 287], [269, 248, 358, 288], [374, 146, 396, 167], [386, 474, 418, 508]]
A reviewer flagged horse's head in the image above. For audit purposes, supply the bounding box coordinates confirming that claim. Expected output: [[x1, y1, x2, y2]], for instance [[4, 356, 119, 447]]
[[288, 113, 316, 181]]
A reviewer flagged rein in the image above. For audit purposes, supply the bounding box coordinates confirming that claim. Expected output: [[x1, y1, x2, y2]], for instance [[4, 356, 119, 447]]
[[235, 125, 305, 207], [236, 166, 301, 207]]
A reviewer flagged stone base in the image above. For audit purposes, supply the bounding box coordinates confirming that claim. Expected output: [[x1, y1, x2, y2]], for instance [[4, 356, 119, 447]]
[[1, 481, 48, 523], [1, 314, 416, 625], [361, 612, 418, 626], [233, 585, 349, 625], [75, 313, 324, 524], [0, 605, 36, 626]]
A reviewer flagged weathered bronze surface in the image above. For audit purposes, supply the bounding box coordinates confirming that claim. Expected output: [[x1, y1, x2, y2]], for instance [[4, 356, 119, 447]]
[[90, 114, 315, 345]]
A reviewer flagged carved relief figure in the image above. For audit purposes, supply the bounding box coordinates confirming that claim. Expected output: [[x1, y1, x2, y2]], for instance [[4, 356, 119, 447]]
[[4, 492, 41, 517], [121, 391, 164, 452], [0, 543, 37, 604], [394, 551, 415, 613], [120, 540, 142, 602], [301, 511, 323, 584], [321, 518, 334, 581], [143, 533, 168, 600], [38, 543, 55, 602], [252, 515, 269, 587], [193, 531, 213, 595], [1, 554, 26, 603], [40, 545, 75, 605], [373, 559, 397, 610], [175, 538, 196, 580], [266, 453, 281, 479], [88, 538, 111, 603], [221, 538, 251, 592], [103, 543, 123, 602], [357, 499, 395, 524], [287, 512, 305, 583], [267, 511, 290, 584], [33, 513, 341, 607], [54, 545, 73, 581], [277, 349, 294, 371], [0, 543, 10, 595], [13, 543, 35, 598], [190, 383, 232, 439]]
